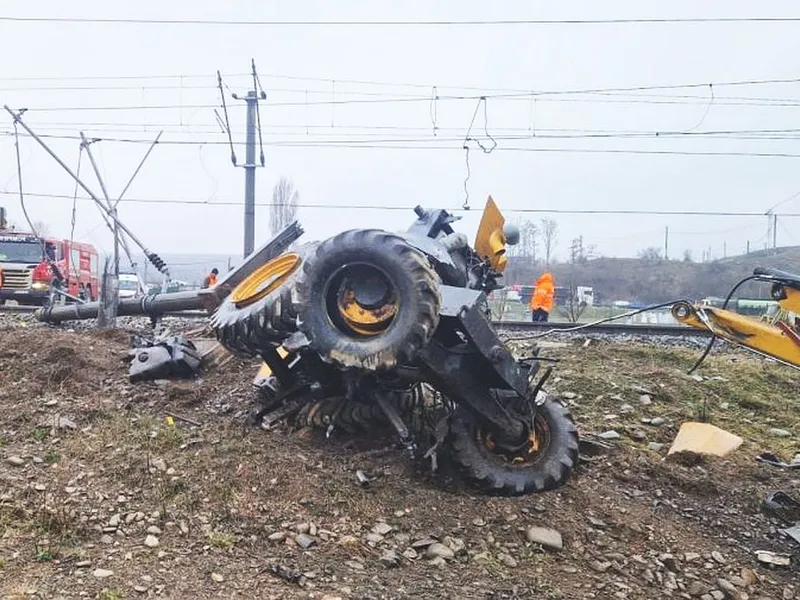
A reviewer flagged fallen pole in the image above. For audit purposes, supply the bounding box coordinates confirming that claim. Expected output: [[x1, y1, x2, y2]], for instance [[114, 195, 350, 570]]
[[36, 220, 305, 324], [36, 290, 207, 323]]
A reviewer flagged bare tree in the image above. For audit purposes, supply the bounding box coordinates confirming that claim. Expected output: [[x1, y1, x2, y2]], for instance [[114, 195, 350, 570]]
[[517, 220, 539, 262], [540, 218, 558, 266], [32, 220, 50, 237], [269, 177, 300, 236], [682, 249, 693, 263], [637, 247, 663, 262]]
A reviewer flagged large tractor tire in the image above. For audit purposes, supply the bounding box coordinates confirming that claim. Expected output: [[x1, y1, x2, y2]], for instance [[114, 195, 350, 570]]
[[296, 384, 424, 433], [295, 230, 440, 370], [448, 394, 579, 496], [211, 244, 316, 357]]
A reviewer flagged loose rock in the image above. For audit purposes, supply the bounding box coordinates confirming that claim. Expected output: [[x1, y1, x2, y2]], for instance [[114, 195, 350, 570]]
[[93, 569, 114, 579], [144, 534, 160, 548], [599, 430, 621, 441], [379, 550, 400, 568], [525, 526, 563, 551], [426, 543, 455, 560], [295, 533, 316, 549], [6, 456, 24, 467]]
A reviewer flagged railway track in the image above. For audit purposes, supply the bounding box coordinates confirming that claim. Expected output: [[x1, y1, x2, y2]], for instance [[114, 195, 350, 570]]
[[495, 320, 711, 338], [1, 304, 710, 337]]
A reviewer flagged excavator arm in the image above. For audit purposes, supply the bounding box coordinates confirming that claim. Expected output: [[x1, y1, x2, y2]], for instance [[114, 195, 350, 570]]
[[672, 267, 800, 369]]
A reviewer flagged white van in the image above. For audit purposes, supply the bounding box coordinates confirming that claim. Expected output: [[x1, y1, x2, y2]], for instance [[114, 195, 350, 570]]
[[118, 273, 141, 299]]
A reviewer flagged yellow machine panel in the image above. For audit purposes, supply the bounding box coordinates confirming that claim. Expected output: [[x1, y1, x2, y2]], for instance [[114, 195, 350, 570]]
[[474, 196, 509, 273]]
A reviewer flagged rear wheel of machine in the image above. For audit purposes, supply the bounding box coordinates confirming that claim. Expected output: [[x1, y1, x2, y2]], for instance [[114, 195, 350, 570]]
[[211, 244, 315, 356], [448, 394, 579, 496], [295, 230, 440, 370]]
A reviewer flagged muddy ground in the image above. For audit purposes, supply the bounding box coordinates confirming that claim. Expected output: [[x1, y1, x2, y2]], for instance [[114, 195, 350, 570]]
[[0, 325, 798, 599]]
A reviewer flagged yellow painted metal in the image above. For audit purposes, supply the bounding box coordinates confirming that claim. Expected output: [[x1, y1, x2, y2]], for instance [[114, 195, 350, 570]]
[[231, 253, 300, 307], [474, 196, 509, 273], [253, 346, 289, 383], [337, 289, 396, 336], [673, 303, 800, 367], [778, 286, 800, 314]]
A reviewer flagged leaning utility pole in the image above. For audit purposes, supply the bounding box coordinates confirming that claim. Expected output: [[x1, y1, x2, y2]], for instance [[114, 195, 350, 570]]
[[217, 59, 267, 258]]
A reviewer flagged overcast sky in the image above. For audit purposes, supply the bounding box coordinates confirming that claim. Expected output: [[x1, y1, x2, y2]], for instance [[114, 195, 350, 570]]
[[1, 1, 800, 266]]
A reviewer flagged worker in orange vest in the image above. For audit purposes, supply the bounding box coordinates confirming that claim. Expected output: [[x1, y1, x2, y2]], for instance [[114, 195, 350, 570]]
[[530, 272, 555, 322], [202, 268, 219, 289]]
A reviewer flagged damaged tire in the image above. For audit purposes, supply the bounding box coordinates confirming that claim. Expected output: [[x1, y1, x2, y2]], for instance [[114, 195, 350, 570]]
[[448, 394, 579, 496], [296, 384, 424, 433], [295, 230, 440, 370], [211, 244, 316, 356]]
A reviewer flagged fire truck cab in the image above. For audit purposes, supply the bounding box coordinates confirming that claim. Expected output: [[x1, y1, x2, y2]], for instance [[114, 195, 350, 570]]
[[0, 231, 100, 306]]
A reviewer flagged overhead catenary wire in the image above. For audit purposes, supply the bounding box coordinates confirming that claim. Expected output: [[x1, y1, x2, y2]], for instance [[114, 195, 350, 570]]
[[4, 16, 800, 26], [6, 189, 800, 217]]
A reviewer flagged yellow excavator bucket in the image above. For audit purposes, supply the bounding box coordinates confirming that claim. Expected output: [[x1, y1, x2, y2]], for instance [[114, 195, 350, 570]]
[[474, 196, 509, 273]]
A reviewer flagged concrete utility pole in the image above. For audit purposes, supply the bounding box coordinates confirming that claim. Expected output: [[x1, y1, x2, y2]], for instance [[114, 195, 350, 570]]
[[664, 226, 669, 260], [243, 90, 258, 257], [773, 213, 778, 254], [218, 60, 267, 258]]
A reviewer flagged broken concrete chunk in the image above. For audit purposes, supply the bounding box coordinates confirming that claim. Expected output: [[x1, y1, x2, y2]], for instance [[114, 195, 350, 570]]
[[667, 422, 743, 458]]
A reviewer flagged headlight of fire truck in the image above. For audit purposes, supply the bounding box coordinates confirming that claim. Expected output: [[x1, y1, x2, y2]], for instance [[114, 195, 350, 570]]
[[31, 263, 51, 291]]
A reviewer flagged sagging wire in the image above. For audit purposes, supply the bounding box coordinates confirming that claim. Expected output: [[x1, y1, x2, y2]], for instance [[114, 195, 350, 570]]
[[69, 145, 83, 247], [502, 299, 690, 342], [461, 96, 497, 210], [12, 115, 62, 283], [659, 83, 715, 136], [251, 59, 266, 166], [216, 70, 237, 165], [429, 86, 438, 136]]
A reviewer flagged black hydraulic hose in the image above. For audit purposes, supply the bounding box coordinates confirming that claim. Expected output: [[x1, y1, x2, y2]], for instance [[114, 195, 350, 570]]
[[687, 275, 759, 374]]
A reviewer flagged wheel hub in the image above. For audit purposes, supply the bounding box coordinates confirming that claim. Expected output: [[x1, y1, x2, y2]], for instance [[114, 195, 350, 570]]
[[332, 265, 397, 336]]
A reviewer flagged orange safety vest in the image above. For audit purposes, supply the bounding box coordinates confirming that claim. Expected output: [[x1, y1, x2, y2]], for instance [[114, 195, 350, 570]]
[[530, 273, 555, 312]]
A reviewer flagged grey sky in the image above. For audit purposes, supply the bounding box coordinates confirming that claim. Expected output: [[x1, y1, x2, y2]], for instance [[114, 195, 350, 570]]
[[1, 1, 800, 264]]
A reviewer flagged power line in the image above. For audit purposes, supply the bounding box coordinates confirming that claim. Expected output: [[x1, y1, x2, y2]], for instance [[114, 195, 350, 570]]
[[7, 129, 800, 156], [3, 16, 800, 26], [4, 189, 800, 217]]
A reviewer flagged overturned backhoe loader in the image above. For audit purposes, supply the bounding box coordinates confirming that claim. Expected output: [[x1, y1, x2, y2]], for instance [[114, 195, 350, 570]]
[[210, 197, 579, 496]]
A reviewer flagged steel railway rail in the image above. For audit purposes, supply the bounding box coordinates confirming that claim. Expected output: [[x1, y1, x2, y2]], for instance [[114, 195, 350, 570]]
[[495, 320, 711, 338]]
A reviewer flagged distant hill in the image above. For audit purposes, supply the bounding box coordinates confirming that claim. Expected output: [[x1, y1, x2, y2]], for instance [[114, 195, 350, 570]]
[[506, 246, 800, 304]]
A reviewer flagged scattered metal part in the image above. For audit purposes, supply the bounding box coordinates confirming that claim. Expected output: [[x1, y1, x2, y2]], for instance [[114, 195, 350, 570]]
[[756, 451, 800, 469], [128, 334, 202, 382], [781, 523, 800, 545], [356, 470, 373, 488], [763, 491, 800, 524]]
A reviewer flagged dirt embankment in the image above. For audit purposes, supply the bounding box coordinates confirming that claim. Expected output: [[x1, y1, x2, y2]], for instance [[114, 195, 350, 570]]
[[0, 327, 798, 599]]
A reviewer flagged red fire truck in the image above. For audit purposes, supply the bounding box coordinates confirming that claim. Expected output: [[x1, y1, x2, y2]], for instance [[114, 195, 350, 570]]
[[0, 230, 100, 305]]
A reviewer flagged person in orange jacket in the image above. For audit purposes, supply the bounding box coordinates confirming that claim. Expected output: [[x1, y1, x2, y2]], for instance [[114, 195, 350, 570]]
[[530, 272, 555, 322], [202, 268, 219, 289]]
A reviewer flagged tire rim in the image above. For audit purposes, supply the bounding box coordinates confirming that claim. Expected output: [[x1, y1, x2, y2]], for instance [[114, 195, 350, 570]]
[[231, 253, 301, 308], [324, 263, 398, 337], [477, 414, 552, 467]]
